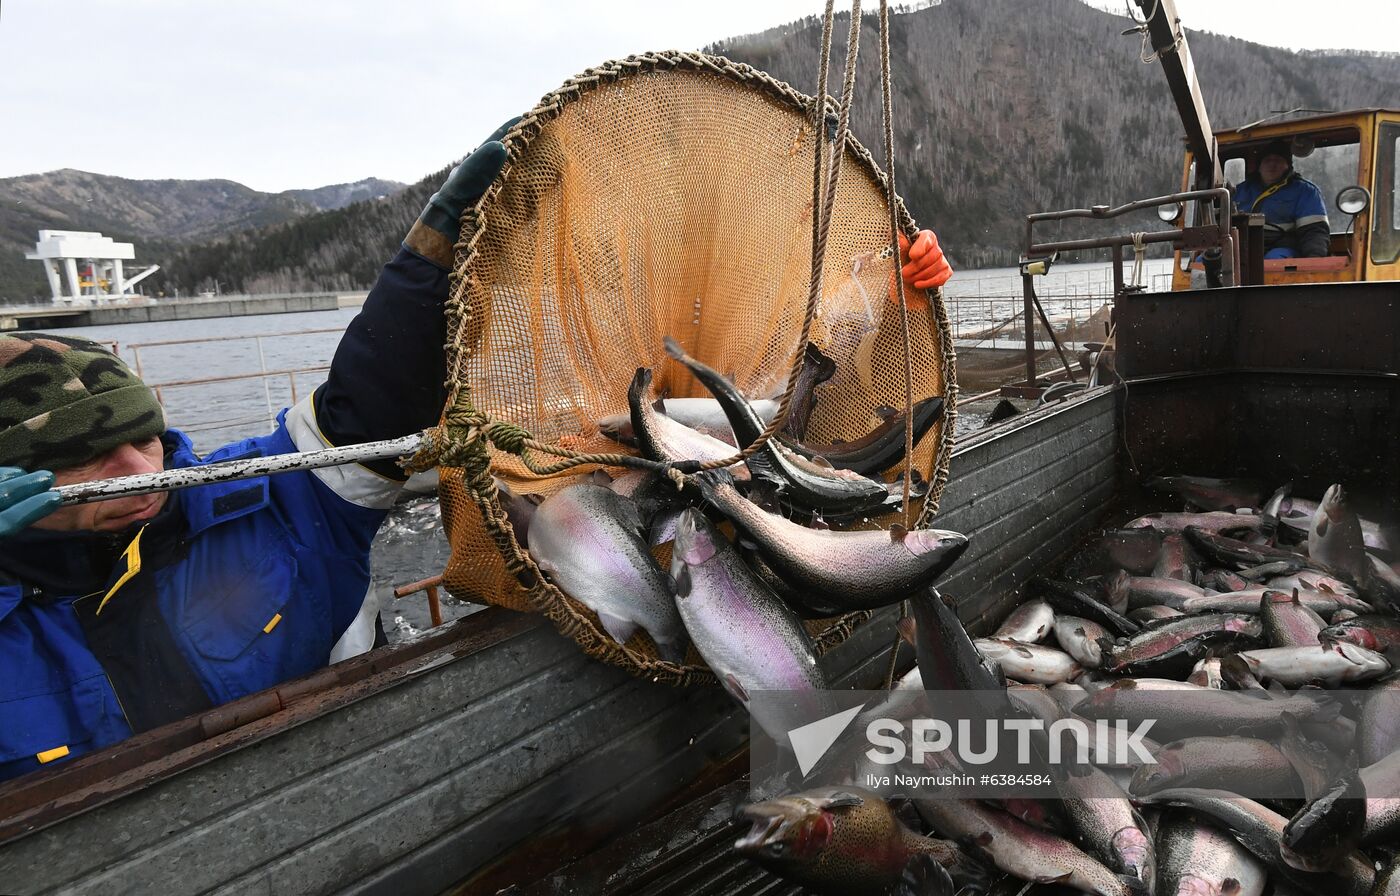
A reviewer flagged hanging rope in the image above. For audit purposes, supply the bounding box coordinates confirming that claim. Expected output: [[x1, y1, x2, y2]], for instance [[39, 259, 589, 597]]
[[876, 0, 917, 689], [1124, 0, 1179, 64], [690, 0, 863, 473], [1129, 230, 1147, 289], [878, 0, 917, 527]]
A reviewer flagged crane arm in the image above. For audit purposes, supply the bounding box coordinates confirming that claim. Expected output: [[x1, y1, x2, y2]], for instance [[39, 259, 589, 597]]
[[1131, 0, 1223, 192]]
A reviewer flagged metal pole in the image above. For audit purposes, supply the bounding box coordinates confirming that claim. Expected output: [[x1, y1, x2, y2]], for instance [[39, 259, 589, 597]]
[[1031, 294, 1079, 383], [257, 335, 275, 429], [1022, 272, 1037, 387], [55, 433, 424, 505]]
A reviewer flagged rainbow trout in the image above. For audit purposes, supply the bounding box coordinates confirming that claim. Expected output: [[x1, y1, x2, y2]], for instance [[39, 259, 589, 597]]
[[1154, 813, 1267, 896], [995, 599, 1055, 643], [526, 483, 683, 660], [1309, 485, 1372, 584], [785, 397, 944, 476], [669, 508, 828, 737], [626, 367, 744, 472], [1099, 613, 1263, 677], [1054, 615, 1111, 669], [913, 798, 1144, 895], [1129, 737, 1303, 798], [1230, 642, 1390, 688], [698, 471, 968, 615], [735, 787, 970, 895], [1146, 788, 1375, 896]]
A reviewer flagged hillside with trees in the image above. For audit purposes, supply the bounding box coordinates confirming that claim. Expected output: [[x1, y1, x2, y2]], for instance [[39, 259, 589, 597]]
[[710, 0, 1400, 267], [4, 0, 1397, 299], [0, 172, 403, 302]]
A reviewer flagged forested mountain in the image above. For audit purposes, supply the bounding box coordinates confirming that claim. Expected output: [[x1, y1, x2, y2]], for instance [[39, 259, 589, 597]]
[[710, 0, 1400, 267], [0, 172, 404, 301], [156, 175, 443, 295], [5, 0, 1398, 299]]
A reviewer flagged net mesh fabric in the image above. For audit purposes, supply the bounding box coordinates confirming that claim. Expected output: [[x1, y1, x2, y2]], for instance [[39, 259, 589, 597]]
[[436, 53, 957, 683]]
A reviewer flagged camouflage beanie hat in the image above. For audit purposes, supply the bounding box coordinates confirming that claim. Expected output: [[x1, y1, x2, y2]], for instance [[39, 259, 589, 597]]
[[0, 333, 166, 471]]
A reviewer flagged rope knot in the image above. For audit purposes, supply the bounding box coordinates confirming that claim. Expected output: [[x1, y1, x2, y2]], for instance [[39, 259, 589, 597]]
[[403, 418, 489, 473], [484, 420, 531, 455]]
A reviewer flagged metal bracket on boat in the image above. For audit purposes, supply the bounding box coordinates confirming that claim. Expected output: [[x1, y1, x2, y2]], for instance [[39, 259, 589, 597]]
[[54, 433, 425, 505]]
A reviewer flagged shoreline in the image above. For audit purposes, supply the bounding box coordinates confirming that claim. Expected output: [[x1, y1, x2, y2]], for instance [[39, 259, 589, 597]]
[[0, 290, 367, 331]]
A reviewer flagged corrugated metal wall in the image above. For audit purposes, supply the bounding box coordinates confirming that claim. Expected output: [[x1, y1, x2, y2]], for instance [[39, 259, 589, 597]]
[[0, 389, 1119, 896]]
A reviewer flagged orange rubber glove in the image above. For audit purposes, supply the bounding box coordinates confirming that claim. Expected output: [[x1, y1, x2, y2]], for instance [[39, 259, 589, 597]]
[[900, 229, 953, 289]]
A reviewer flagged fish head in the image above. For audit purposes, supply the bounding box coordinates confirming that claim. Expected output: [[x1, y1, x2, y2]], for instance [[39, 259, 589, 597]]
[[895, 526, 970, 574], [1322, 483, 1347, 515], [1312, 483, 1346, 537], [628, 367, 654, 406], [672, 507, 721, 570], [1129, 747, 1183, 795], [1111, 823, 1156, 888], [1320, 622, 1377, 651], [596, 413, 635, 444], [1280, 769, 1366, 872], [735, 789, 873, 871], [1332, 640, 1390, 676]]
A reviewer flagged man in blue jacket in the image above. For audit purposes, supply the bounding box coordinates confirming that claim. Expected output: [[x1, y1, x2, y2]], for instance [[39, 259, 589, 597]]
[[0, 128, 955, 784], [0, 128, 516, 783], [1232, 139, 1331, 259]]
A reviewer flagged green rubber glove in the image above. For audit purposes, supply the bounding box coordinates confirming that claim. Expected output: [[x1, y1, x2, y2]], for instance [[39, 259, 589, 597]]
[[406, 117, 519, 268], [0, 467, 60, 538]]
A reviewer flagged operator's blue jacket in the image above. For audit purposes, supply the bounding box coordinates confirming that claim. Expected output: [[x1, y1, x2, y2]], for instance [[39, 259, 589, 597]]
[[0, 247, 449, 783], [1233, 170, 1331, 259]]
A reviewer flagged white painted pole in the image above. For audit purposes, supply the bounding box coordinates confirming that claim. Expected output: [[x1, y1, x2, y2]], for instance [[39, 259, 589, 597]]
[[55, 433, 425, 506]]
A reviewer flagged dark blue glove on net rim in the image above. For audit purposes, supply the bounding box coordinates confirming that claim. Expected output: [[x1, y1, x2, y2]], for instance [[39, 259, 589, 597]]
[[419, 116, 522, 242]]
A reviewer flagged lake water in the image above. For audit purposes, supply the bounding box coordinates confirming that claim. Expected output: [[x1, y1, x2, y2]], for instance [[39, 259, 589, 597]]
[[45, 256, 1177, 635]]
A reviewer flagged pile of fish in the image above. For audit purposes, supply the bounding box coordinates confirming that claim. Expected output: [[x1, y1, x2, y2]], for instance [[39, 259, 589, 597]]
[[503, 335, 965, 739], [734, 475, 1400, 895]]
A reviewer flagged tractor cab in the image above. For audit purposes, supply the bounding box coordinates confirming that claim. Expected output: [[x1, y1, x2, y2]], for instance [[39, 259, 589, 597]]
[[1169, 108, 1400, 289]]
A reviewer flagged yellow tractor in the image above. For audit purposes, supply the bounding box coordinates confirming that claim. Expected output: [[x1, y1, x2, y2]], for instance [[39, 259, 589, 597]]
[[1168, 108, 1400, 288]]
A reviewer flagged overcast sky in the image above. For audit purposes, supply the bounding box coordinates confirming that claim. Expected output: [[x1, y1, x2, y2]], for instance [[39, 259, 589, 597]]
[[0, 1, 1392, 192]]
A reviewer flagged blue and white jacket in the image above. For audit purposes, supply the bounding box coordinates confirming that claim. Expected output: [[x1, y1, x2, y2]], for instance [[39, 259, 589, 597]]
[[1233, 171, 1331, 259], [0, 247, 449, 782]]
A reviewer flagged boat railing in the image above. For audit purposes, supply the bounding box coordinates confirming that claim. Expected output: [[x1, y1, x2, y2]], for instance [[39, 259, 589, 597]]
[[148, 366, 332, 435], [1023, 188, 1236, 291], [118, 328, 346, 449], [1015, 187, 1236, 388]]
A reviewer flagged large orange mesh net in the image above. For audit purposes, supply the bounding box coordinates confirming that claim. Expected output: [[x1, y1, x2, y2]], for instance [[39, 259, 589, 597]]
[[434, 52, 957, 683]]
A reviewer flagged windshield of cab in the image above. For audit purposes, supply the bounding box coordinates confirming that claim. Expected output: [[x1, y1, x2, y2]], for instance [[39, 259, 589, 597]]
[[1222, 128, 1362, 232]]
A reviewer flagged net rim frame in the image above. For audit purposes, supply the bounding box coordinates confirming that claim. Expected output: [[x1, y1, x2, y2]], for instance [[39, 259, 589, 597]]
[[437, 49, 960, 686]]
